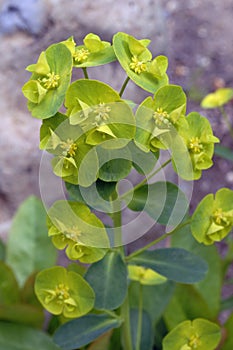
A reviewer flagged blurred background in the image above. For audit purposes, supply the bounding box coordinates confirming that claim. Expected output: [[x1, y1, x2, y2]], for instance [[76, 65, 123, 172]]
[[0, 0, 233, 239]]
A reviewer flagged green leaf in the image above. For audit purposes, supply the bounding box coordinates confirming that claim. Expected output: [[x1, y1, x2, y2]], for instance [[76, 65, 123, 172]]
[[129, 280, 175, 326], [201, 88, 233, 108], [85, 251, 128, 310], [113, 32, 168, 93], [54, 314, 122, 349], [127, 181, 189, 227], [171, 223, 222, 319], [97, 146, 132, 182], [24, 43, 73, 119], [0, 262, 20, 304], [129, 248, 208, 284], [215, 144, 233, 162], [130, 309, 154, 350], [164, 284, 214, 331], [0, 303, 44, 328], [6, 196, 57, 286], [163, 318, 221, 350], [128, 141, 159, 174], [66, 180, 116, 213], [0, 322, 61, 350]]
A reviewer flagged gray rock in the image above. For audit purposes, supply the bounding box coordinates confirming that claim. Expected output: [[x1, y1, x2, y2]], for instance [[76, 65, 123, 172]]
[[0, 0, 47, 35]]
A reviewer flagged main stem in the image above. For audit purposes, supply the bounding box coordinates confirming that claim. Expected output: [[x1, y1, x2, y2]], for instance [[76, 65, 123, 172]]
[[136, 284, 143, 350], [111, 197, 133, 350]]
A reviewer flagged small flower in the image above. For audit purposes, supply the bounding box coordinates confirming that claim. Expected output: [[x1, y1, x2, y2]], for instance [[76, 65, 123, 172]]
[[163, 319, 221, 350], [73, 48, 90, 62], [92, 103, 111, 126], [176, 112, 219, 180], [128, 265, 167, 285], [191, 188, 233, 245], [129, 55, 147, 74], [35, 266, 95, 318], [40, 72, 60, 89], [60, 138, 78, 157], [153, 107, 171, 127]]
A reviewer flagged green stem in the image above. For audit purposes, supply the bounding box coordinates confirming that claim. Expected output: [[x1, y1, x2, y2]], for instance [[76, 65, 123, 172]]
[[219, 106, 233, 140], [120, 295, 133, 350], [82, 67, 89, 79], [126, 219, 192, 261], [110, 195, 123, 249], [119, 76, 130, 97], [119, 158, 172, 201], [136, 284, 143, 350]]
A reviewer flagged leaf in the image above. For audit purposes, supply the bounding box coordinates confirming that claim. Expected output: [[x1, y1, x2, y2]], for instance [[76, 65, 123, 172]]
[[97, 146, 132, 182], [129, 248, 208, 284], [0, 262, 20, 304], [215, 144, 233, 162], [171, 223, 222, 319], [85, 251, 128, 310], [127, 181, 189, 227], [0, 303, 44, 328], [53, 314, 122, 350], [6, 196, 57, 286], [0, 322, 61, 350], [201, 88, 233, 108], [129, 280, 175, 326], [130, 309, 154, 350], [128, 141, 159, 175]]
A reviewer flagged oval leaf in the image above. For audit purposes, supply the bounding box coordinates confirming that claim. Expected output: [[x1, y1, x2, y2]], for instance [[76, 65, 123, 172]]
[[6, 196, 57, 286], [54, 314, 122, 350], [0, 322, 61, 350], [129, 248, 208, 284], [85, 251, 128, 310]]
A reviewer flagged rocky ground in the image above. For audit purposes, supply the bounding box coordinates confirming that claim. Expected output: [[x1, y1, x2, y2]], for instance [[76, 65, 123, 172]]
[[0, 0, 233, 241]]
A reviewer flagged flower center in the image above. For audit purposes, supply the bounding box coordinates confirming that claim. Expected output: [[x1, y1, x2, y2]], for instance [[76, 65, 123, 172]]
[[73, 48, 90, 62], [40, 72, 60, 89], [93, 103, 111, 126], [129, 55, 147, 74], [153, 107, 170, 126], [180, 334, 200, 350], [65, 226, 82, 242], [60, 139, 77, 157], [55, 283, 70, 302], [213, 208, 230, 226], [189, 137, 203, 153]]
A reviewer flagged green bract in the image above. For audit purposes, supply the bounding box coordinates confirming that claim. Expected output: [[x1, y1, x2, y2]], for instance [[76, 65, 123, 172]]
[[135, 84, 187, 151], [173, 112, 219, 180], [201, 87, 233, 108], [191, 188, 233, 245], [72, 33, 116, 67], [40, 112, 98, 186], [22, 43, 73, 119], [113, 32, 168, 93], [162, 318, 221, 350], [47, 200, 110, 249], [128, 265, 167, 285], [65, 79, 135, 148], [35, 266, 95, 318]]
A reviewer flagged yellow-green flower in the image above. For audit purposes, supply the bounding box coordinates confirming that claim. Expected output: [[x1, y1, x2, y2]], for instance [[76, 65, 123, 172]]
[[191, 188, 233, 245], [35, 266, 95, 318]]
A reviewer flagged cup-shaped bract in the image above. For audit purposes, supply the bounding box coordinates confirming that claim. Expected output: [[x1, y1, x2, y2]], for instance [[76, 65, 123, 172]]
[[22, 43, 73, 119], [113, 32, 168, 93], [191, 188, 233, 245], [35, 266, 95, 318]]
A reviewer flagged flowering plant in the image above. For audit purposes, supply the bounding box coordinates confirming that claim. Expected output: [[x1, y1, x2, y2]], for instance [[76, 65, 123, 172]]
[[3, 31, 232, 349]]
